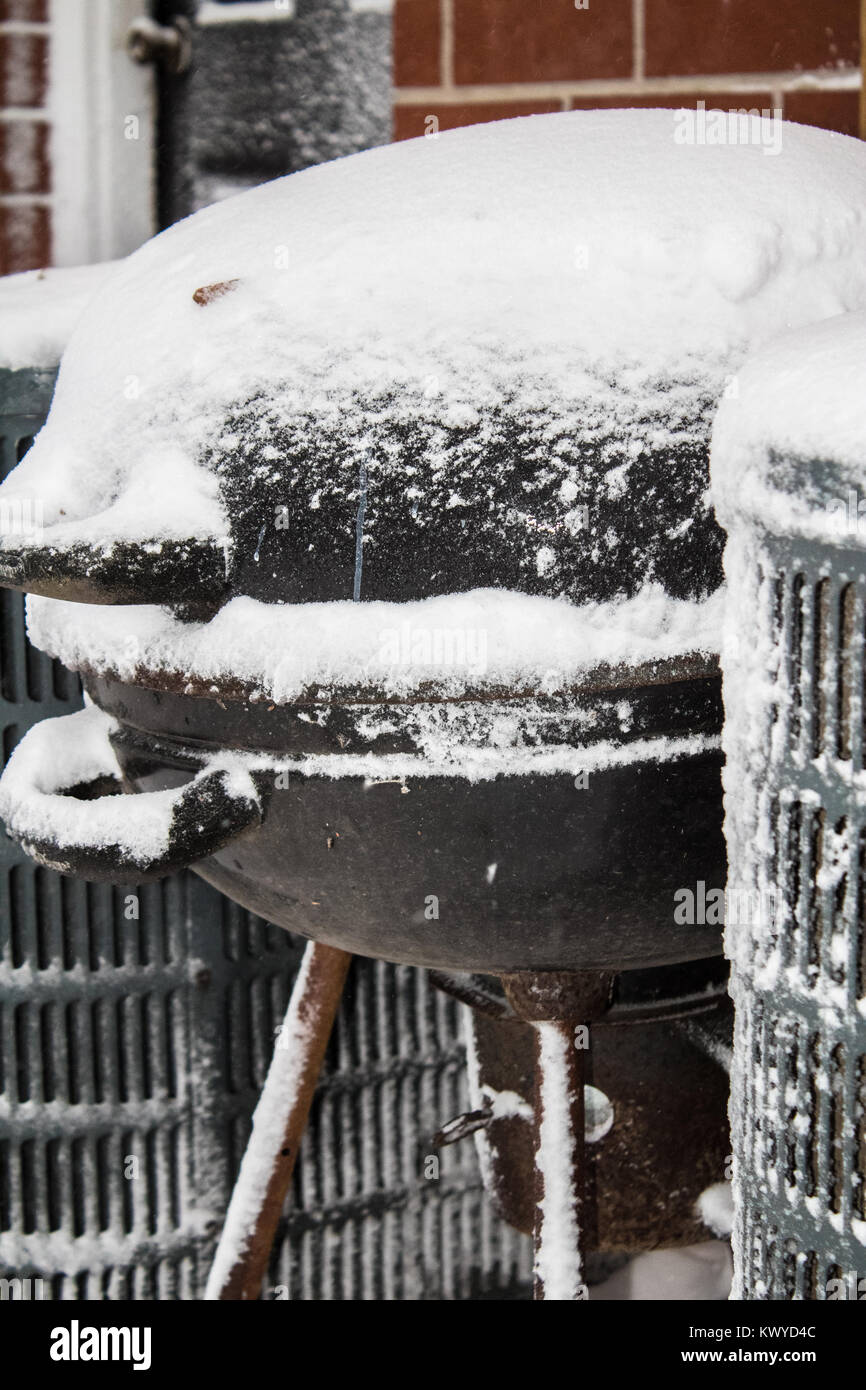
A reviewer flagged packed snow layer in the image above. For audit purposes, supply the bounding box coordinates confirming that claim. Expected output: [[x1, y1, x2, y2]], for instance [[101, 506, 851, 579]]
[[5, 110, 866, 554], [711, 312, 866, 543], [27, 583, 723, 700], [0, 262, 120, 370]]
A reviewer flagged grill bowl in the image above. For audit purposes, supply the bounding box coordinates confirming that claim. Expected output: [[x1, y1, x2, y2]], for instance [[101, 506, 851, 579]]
[[84, 667, 725, 974]]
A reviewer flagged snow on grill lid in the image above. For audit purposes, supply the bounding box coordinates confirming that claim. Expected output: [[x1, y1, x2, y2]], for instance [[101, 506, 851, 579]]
[[5, 110, 866, 554], [0, 262, 120, 371], [711, 312, 866, 544], [26, 583, 724, 704]]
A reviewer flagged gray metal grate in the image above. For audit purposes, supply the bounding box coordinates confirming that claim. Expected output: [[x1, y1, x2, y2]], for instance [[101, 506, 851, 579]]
[[0, 368, 531, 1301], [271, 963, 532, 1301], [727, 539, 866, 1300]]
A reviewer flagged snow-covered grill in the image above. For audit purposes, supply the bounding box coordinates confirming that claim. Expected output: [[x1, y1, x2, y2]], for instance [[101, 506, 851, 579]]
[[713, 314, 866, 1301], [3, 111, 866, 1298]]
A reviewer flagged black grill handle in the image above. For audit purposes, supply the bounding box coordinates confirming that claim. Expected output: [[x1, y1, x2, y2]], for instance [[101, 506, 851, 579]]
[[0, 535, 228, 608], [0, 706, 265, 882]]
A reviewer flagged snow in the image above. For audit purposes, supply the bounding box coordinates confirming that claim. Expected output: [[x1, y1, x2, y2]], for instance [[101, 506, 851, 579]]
[[5, 110, 866, 563], [469, 1077, 611, 1138], [0, 704, 261, 865], [716, 336, 866, 1292], [584, 1085, 615, 1144], [480, 1087, 533, 1122], [191, 732, 716, 784], [26, 583, 724, 702], [711, 312, 866, 544], [591, 1242, 733, 1301], [9, 445, 228, 548], [697, 1181, 735, 1238], [0, 262, 120, 370], [204, 938, 318, 1299], [533, 1022, 585, 1300], [0, 704, 173, 862]]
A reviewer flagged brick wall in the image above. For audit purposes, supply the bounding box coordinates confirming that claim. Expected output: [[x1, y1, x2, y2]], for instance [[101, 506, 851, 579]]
[[0, 0, 51, 274], [393, 0, 862, 141]]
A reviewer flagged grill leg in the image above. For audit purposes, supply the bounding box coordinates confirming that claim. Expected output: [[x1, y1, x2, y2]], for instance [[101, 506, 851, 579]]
[[531, 1019, 587, 1301], [204, 940, 353, 1301], [501, 969, 614, 1301]]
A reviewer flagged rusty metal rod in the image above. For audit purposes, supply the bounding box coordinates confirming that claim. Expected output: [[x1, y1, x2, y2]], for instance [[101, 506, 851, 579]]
[[204, 940, 353, 1301], [531, 1019, 588, 1301]]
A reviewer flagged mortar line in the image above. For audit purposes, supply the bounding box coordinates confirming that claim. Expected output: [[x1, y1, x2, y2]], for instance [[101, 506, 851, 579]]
[[633, 0, 645, 82], [394, 69, 861, 104], [441, 0, 455, 91]]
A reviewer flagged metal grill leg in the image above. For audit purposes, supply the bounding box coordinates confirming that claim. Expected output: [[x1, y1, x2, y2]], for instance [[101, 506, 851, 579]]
[[501, 969, 614, 1301], [205, 941, 353, 1301], [532, 1020, 587, 1301]]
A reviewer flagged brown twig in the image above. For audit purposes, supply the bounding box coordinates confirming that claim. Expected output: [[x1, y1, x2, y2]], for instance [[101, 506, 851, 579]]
[[193, 278, 240, 306]]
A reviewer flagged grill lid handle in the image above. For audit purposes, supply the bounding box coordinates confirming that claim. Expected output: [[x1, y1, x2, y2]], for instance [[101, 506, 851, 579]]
[[0, 705, 265, 882], [0, 535, 228, 608]]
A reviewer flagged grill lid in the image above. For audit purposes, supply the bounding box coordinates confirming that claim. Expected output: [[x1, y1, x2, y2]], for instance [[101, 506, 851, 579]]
[[3, 111, 866, 622]]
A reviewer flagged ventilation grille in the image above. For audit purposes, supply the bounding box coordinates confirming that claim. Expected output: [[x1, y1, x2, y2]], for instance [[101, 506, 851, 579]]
[[0, 368, 531, 1300], [728, 542, 866, 1300]]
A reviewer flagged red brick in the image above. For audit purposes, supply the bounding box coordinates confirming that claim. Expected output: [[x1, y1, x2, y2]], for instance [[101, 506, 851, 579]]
[[784, 89, 860, 138], [0, 1, 49, 19], [394, 0, 441, 88], [570, 92, 774, 112], [645, 0, 860, 77], [394, 99, 562, 141], [453, 0, 632, 85], [0, 119, 50, 194], [0, 202, 50, 275], [0, 34, 49, 108]]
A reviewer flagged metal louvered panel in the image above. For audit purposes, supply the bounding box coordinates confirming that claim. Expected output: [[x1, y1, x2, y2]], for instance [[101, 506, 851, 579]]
[[1, 872, 224, 1296], [269, 963, 532, 1301], [727, 539, 866, 1301], [2, 880, 530, 1300], [0, 370, 80, 736], [0, 367, 530, 1302]]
